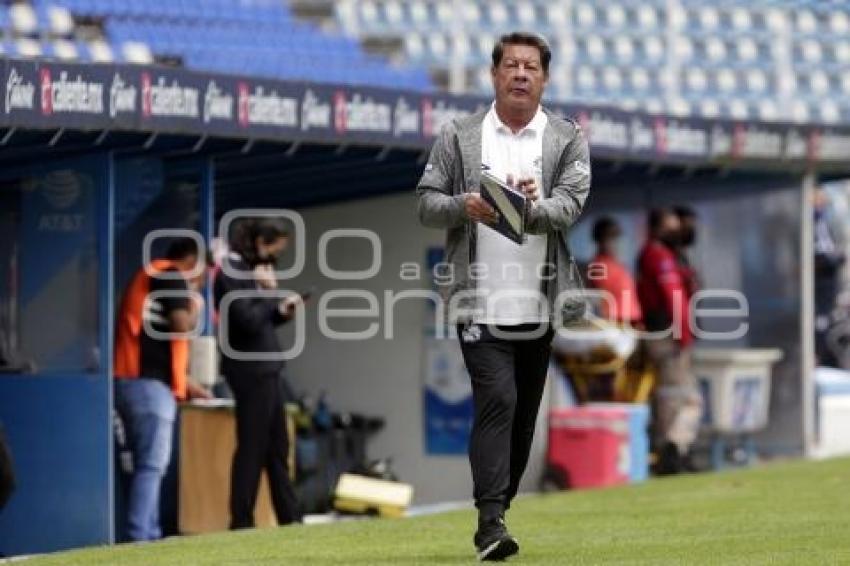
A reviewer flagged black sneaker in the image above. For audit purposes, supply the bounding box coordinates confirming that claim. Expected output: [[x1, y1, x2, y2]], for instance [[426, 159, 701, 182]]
[[474, 517, 519, 561], [656, 442, 682, 475]]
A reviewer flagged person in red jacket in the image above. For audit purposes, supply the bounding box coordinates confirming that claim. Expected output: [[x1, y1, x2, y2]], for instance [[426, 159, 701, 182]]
[[637, 208, 702, 474], [674, 206, 700, 302]]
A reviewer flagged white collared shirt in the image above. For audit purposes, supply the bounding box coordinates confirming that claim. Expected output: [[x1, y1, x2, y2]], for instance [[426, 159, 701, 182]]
[[476, 103, 548, 324]]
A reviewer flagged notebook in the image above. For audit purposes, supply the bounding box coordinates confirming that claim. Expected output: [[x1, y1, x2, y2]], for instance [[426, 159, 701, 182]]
[[479, 170, 528, 244]]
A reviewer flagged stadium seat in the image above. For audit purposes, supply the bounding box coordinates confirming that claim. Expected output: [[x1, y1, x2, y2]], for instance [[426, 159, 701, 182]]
[[729, 99, 749, 120], [550, 68, 569, 96], [602, 66, 622, 92], [675, 37, 694, 62], [644, 97, 663, 115], [821, 100, 840, 124], [488, 2, 508, 27], [801, 39, 823, 63], [575, 3, 595, 27], [476, 67, 490, 91], [717, 68, 737, 93], [515, 1, 536, 27], [614, 37, 634, 62], [619, 97, 638, 111], [706, 38, 727, 63], [435, 2, 451, 25], [669, 5, 686, 30], [746, 69, 767, 93], [758, 99, 778, 121], [477, 33, 494, 60], [630, 68, 650, 92], [452, 34, 471, 59], [731, 7, 752, 31], [405, 33, 424, 59], [585, 36, 606, 62], [10, 3, 38, 35], [778, 70, 797, 95], [360, 1, 378, 26], [670, 98, 690, 117], [461, 2, 479, 24], [830, 11, 849, 35], [606, 4, 626, 29], [687, 68, 708, 93], [556, 38, 574, 63], [700, 99, 721, 118], [50, 39, 78, 60], [122, 41, 154, 64], [384, 0, 403, 26], [809, 71, 830, 95], [86, 39, 114, 62], [576, 65, 595, 92], [765, 8, 788, 32], [15, 37, 42, 58], [833, 41, 850, 64], [547, 1, 568, 28], [643, 37, 664, 62], [796, 9, 818, 34], [792, 100, 810, 123], [409, 1, 428, 26], [428, 34, 447, 59], [699, 7, 720, 31], [46, 5, 75, 36], [736, 38, 758, 63]]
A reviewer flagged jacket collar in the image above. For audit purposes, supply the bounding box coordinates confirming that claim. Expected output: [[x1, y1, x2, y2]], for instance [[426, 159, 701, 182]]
[[454, 107, 562, 198]]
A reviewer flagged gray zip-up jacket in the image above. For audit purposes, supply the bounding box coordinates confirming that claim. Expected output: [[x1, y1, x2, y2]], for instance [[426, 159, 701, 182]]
[[415, 107, 591, 328]]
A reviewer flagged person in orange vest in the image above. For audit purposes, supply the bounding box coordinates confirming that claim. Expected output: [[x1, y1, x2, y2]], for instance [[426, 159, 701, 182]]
[[114, 237, 211, 541], [637, 208, 702, 474], [587, 217, 643, 325]]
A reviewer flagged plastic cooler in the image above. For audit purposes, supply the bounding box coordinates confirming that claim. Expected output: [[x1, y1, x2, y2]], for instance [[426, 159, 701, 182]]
[[692, 349, 783, 434], [547, 403, 649, 489], [813, 366, 850, 459]]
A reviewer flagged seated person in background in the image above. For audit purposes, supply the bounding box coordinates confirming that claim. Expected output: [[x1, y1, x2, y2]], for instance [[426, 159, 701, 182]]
[[586, 216, 643, 326], [113, 237, 212, 541]]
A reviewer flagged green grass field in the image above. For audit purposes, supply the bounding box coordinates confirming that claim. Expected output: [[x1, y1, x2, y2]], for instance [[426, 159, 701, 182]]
[[26, 457, 850, 565]]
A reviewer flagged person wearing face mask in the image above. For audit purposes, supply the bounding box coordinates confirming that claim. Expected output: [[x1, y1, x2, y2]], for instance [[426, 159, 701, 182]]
[[637, 208, 701, 475], [213, 218, 304, 530], [674, 206, 700, 302], [587, 217, 642, 325]]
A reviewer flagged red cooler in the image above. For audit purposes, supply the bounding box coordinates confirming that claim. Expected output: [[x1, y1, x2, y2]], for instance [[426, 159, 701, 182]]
[[546, 405, 631, 489]]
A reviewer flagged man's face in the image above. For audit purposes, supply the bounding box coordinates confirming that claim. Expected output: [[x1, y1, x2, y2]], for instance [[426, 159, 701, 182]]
[[176, 254, 198, 275], [603, 233, 621, 255], [658, 215, 682, 248], [257, 236, 288, 264], [491, 44, 547, 112], [679, 216, 697, 247]]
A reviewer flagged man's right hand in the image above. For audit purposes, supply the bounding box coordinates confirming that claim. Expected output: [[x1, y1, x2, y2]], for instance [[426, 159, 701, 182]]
[[253, 264, 278, 289], [464, 193, 498, 224]]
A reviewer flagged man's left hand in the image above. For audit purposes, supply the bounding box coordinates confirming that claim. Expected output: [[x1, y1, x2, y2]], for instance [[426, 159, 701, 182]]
[[514, 177, 540, 202]]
